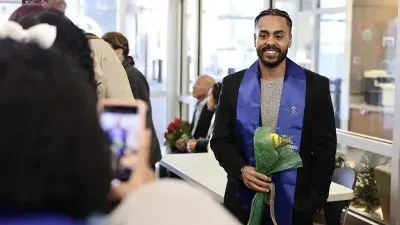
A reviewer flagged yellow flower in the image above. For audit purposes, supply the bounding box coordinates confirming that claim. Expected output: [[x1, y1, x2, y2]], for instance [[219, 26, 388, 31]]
[[269, 133, 282, 149]]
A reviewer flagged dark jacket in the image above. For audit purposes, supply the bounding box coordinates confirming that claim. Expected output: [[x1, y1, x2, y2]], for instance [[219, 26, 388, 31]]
[[122, 60, 162, 165], [170, 103, 214, 154], [210, 69, 337, 224]]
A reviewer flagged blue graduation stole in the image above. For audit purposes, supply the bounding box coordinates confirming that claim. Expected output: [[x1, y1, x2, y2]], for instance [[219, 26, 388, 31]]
[[236, 58, 306, 225]]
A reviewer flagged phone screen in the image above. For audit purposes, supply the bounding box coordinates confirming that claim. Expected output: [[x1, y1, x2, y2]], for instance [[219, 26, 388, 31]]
[[100, 106, 140, 181]]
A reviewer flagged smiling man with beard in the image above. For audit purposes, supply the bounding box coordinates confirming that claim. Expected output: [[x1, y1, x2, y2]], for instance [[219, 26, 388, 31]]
[[210, 8, 337, 225]]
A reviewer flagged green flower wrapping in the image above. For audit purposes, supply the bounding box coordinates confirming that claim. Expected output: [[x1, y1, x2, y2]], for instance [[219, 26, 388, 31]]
[[247, 127, 303, 225]]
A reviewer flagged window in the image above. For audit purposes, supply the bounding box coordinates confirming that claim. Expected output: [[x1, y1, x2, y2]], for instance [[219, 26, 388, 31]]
[[337, 146, 392, 222], [130, 0, 168, 92], [305, 0, 398, 222], [344, 0, 397, 141], [187, 0, 198, 93], [317, 0, 346, 8], [201, 0, 264, 81], [150, 98, 167, 144], [294, 14, 315, 70], [66, 0, 116, 37], [317, 13, 346, 128], [300, 0, 313, 11], [0, 3, 19, 24]]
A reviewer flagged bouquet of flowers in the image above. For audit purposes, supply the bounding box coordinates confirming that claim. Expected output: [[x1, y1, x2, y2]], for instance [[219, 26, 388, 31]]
[[163, 118, 192, 148], [247, 127, 303, 225]]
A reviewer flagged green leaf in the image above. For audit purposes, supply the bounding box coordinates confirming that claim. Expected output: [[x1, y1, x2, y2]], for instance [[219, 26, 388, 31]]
[[253, 128, 279, 175], [270, 148, 303, 174]]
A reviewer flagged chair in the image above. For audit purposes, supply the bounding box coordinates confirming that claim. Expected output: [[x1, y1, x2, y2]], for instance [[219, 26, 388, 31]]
[[323, 167, 357, 225]]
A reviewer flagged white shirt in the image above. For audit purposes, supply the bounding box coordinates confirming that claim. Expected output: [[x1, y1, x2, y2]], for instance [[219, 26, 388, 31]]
[[206, 114, 215, 139]]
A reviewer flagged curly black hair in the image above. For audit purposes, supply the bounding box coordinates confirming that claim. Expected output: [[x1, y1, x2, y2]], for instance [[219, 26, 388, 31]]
[[0, 38, 112, 219], [18, 11, 97, 94], [212, 82, 222, 105]]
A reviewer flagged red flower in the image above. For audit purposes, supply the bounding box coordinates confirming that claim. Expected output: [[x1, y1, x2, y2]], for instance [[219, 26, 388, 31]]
[[167, 123, 174, 132], [174, 118, 182, 130]]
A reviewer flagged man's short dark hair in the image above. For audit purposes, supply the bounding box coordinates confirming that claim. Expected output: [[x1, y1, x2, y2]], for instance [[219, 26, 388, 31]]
[[0, 38, 112, 219], [254, 8, 293, 31]]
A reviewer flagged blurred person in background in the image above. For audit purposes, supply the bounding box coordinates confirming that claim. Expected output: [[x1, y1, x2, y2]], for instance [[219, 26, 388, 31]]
[[102, 31, 161, 167], [126, 56, 135, 66], [86, 32, 134, 100], [11, 5, 133, 100], [187, 82, 222, 153], [17, 10, 98, 94], [174, 75, 215, 153], [0, 24, 109, 225], [22, 0, 67, 13], [10, 3, 48, 22], [0, 21, 155, 225]]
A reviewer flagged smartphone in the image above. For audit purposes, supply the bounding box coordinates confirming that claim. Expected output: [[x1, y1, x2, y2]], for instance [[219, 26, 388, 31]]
[[98, 99, 147, 181]]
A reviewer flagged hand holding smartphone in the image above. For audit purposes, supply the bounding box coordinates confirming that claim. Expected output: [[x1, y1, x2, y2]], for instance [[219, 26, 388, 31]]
[[98, 99, 147, 181]]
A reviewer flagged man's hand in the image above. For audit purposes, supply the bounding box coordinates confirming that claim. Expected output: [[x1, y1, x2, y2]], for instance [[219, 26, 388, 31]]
[[175, 138, 187, 151], [242, 166, 271, 192], [187, 139, 197, 152]]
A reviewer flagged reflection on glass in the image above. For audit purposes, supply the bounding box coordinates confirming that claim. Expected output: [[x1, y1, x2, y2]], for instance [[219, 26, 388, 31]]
[[317, 13, 346, 128], [346, 0, 397, 141], [201, 0, 263, 81], [0, 3, 19, 24], [134, 1, 168, 92], [150, 97, 167, 144], [300, 0, 313, 11], [317, 0, 346, 8], [203, 0, 263, 17], [294, 14, 314, 70], [337, 148, 391, 223], [187, 0, 197, 93], [65, 0, 116, 37]]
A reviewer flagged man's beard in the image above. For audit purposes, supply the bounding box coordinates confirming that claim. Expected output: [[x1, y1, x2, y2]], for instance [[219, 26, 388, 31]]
[[257, 45, 288, 68]]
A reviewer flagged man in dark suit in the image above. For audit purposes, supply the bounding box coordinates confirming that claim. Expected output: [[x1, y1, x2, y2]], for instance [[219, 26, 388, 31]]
[[174, 75, 215, 153], [210, 9, 337, 225]]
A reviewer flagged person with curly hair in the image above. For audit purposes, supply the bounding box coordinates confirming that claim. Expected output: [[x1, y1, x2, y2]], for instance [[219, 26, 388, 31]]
[[11, 7, 133, 100], [0, 22, 155, 224], [17, 11, 98, 94], [0, 37, 110, 224]]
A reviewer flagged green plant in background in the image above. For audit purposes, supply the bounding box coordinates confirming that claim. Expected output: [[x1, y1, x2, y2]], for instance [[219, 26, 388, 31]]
[[335, 152, 348, 169], [353, 152, 391, 213]]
